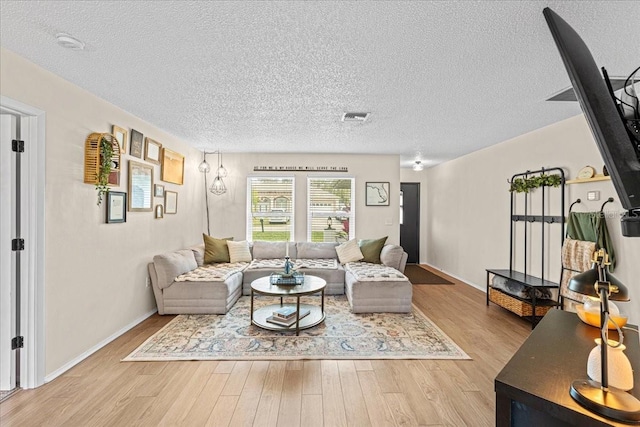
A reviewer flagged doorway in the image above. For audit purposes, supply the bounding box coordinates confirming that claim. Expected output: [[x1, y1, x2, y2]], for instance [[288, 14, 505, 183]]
[[0, 96, 46, 390], [0, 114, 18, 398], [400, 182, 420, 263]]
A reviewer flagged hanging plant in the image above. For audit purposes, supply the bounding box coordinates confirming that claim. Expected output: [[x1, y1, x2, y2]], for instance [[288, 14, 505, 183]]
[[95, 137, 114, 206], [509, 173, 563, 193]]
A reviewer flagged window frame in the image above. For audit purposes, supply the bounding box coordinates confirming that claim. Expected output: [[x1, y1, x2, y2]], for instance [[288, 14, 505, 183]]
[[306, 176, 355, 243], [246, 175, 295, 242]]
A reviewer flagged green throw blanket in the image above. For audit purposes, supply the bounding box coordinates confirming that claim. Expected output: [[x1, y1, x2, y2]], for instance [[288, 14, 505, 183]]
[[566, 212, 616, 271]]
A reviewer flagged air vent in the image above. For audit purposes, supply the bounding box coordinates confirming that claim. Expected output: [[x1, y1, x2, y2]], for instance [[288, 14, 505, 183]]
[[341, 112, 370, 122]]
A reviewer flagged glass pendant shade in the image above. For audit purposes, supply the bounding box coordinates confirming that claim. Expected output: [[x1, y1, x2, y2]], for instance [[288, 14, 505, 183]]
[[198, 159, 210, 173], [413, 161, 424, 171], [210, 175, 227, 195], [217, 164, 228, 178]]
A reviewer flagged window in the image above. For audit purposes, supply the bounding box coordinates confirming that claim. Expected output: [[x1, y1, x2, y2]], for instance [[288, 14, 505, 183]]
[[307, 177, 355, 243], [247, 177, 294, 241]]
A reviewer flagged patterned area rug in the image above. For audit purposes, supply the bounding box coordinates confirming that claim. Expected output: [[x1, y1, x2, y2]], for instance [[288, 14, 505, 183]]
[[123, 296, 470, 361]]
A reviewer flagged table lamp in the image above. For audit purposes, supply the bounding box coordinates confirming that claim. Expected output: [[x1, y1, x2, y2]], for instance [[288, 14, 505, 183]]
[[568, 248, 640, 423]]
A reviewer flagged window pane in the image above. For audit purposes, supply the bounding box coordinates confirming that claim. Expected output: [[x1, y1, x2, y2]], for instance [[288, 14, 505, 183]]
[[307, 178, 354, 243], [247, 177, 294, 242]]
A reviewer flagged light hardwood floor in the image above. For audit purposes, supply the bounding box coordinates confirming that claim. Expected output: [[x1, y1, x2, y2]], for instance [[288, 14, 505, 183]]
[[0, 266, 532, 426]]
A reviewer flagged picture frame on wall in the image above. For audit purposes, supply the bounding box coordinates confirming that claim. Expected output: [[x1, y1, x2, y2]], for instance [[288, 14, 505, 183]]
[[165, 191, 178, 214], [128, 161, 154, 212], [112, 125, 127, 154], [106, 191, 127, 223], [130, 129, 144, 158], [365, 182, 390, 206], [144, 137, 162, 164], [161, 148, 184, 185], [154, 184, 164, 198], [155, 204, 164, 219]]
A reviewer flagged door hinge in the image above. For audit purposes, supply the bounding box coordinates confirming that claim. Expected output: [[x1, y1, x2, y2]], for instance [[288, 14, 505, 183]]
[[11, 336, 24, 350], [12, 139, 25, 153], [12, 238, 25, 251]]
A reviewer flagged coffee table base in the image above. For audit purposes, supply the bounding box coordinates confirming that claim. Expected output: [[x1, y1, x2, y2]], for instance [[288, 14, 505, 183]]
[[251, 303, 325, 335]]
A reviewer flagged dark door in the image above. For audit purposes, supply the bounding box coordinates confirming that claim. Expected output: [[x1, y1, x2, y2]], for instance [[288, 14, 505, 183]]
[[400, 182, 420, 263]]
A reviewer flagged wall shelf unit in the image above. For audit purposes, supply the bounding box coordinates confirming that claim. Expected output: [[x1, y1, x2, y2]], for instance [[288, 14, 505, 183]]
[[565, 174, 611, 185], [486, 167, 566, 328]]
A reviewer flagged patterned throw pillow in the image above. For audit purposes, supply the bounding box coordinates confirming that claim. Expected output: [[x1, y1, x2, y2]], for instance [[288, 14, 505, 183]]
[[203, 234, 233, 264], [336, 239, 364, 264], [358, 236, 388, 264], [227, 240, 253, 263]]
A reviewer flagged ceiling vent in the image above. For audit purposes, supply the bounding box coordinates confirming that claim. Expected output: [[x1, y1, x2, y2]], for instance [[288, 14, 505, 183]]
[[341, 112, 370, 122]]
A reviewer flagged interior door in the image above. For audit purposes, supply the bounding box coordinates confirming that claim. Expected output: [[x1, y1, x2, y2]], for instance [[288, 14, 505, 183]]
[[400, 182, 420, 263], [0, 114, 17, 393]]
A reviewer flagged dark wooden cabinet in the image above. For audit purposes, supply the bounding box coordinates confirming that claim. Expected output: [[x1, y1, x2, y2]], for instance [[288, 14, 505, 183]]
[[495, 309, 640, 426]]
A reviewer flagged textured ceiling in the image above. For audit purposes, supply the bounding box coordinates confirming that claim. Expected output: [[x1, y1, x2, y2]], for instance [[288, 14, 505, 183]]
[[1, 1, 638, 168]]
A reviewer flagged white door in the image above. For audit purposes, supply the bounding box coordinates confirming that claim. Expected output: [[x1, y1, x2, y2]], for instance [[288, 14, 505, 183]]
[[0, 114, 17, 392]]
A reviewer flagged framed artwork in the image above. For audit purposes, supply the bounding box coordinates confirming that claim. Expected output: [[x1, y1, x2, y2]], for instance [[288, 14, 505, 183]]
[[365, 182, 390, 206], [128, 161, 154, 212], [154, 184, 165, 198], [155, 204, 164, 219], [144, 137, 162, 164], [112, 125, 127, 154], [161, 148, 184, 185], [106, 191, 127, 223], [165, 191, 178, 214], [130, 129, 144, 158]]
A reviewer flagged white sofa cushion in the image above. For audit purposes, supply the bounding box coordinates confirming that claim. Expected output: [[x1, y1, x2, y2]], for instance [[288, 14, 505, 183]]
[[227, 240, 252, 263], [297, 242, 338, 259], [336, 239, 364, 264]]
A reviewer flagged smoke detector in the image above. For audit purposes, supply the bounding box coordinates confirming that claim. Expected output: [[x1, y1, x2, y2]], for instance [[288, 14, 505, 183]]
[[56, 33, 85, 50], [341, 112, 370, 122]]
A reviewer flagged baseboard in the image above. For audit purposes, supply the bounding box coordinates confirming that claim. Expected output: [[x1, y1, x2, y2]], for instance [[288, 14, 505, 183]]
[[423, 263, 485, 292], [44, 308, 157, 383]]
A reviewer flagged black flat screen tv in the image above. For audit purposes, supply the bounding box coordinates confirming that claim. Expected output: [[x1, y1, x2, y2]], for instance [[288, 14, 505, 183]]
[[544, 7, 640, 236]]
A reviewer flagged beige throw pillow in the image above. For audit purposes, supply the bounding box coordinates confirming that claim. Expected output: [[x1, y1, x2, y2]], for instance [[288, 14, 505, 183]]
[[203, 234, 233, 264], [336, 239, 364, 264], [227, 240, 253, 263]]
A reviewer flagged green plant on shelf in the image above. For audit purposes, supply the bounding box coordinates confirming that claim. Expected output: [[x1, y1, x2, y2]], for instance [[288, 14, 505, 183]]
[[509, 173, 563, 193], [95, 137, 114, 206]]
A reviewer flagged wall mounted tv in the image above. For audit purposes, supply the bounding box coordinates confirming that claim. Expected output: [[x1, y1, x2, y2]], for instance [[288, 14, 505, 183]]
[[544, 7, 640, 237]]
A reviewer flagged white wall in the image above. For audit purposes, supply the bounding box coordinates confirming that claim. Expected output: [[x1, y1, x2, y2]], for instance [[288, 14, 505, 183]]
[[425, 114, 640, 325], [1, 48, 204, 376], [205, 153, 400, 244]]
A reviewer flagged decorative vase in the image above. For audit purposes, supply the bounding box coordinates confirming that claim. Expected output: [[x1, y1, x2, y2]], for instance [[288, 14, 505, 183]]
[[587, 339, 634, 391]]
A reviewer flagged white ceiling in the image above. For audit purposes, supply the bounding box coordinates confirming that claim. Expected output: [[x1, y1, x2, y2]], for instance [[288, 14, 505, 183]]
[[1, 1, 638, 168]]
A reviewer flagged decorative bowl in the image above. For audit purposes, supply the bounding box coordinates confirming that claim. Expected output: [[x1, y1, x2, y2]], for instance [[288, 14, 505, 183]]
[[576, 305, 628, 329]]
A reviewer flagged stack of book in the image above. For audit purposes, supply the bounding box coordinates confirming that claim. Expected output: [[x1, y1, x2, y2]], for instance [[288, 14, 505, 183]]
[[266, 306, 310, 326]]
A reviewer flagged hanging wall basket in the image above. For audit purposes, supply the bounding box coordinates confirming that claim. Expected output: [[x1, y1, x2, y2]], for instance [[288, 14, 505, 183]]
[[84, 132, 121, 205]]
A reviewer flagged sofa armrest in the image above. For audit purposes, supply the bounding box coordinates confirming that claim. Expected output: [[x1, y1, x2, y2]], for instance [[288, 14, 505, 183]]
[[148, 262, 165, 315], [380, 245, 408, 273], [152, 249, 198, 289]]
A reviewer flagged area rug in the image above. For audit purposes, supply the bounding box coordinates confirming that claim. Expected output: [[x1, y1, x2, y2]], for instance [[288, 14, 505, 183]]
[[404, 264, 453, 285], [123, 295, 469, 361]]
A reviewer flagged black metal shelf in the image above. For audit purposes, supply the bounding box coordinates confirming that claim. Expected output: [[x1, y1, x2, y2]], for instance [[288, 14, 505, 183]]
[[487, 167, 566, 329]]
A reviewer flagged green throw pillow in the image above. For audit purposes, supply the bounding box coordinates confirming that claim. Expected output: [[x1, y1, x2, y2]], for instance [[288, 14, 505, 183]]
[[358, 236, 388, 264], [203, 234, 233, 264]]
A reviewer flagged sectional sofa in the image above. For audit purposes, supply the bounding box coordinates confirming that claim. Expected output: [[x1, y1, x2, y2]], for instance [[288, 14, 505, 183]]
[[149, 240, 411, 315]]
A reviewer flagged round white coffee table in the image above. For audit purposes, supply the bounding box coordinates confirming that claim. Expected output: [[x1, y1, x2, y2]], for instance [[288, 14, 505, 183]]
[[250, 275, 326, 335]]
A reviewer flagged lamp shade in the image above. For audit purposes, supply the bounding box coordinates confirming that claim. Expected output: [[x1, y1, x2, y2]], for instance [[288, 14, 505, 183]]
[[198, 159, 210, 173], [568, 268, 630, 301]]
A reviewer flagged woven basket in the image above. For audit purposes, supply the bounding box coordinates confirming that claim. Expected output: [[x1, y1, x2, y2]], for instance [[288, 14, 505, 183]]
[[84, 133, 121, 185], [488, 287, 552, 317]]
